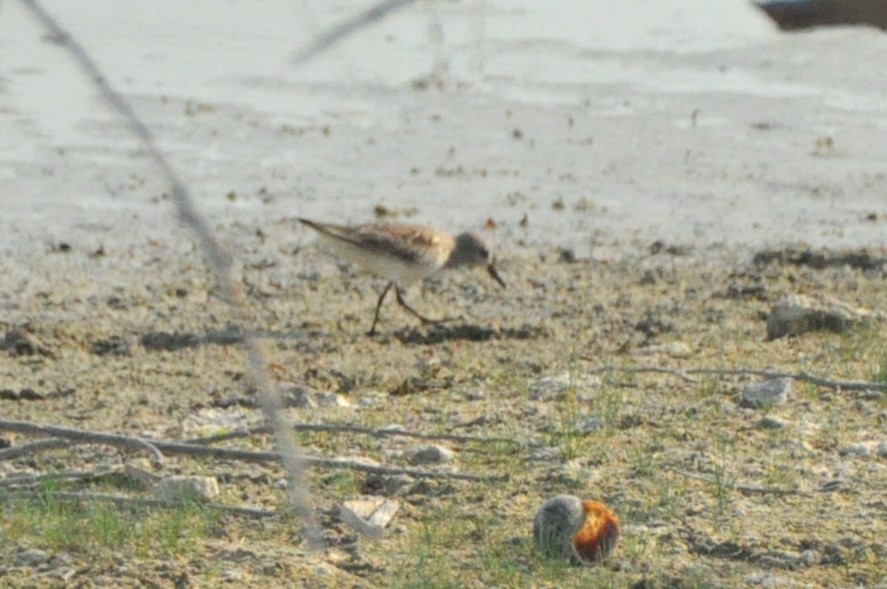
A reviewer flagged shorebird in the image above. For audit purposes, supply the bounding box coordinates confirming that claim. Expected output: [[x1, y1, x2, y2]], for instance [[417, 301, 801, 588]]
[[298, 218, 506, 335]]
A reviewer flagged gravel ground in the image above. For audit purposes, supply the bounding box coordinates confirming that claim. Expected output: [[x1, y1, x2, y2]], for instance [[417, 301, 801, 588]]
[[1, 227, 885, 588]]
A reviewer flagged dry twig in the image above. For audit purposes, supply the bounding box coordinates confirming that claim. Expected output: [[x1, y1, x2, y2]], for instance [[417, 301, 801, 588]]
[[0, 490, 276, 518], [585, 363, 887, 392], [670, 468, 810, 497], [0, 420, 503, 482], [0, 469, 116, 489], [0, 438, 71, 460], [186, 422, 519, 446], [0, 420, 165, 466]]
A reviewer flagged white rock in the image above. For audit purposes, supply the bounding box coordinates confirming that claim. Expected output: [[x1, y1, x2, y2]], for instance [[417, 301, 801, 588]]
[[339, 496, 400, 538], [18, 548, 50, 566], [153, 475, 220, 502], [741, 378, 792, 408]]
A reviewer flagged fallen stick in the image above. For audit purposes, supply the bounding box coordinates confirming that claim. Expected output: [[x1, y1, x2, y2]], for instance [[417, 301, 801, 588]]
[[0, 490, 276, 518], [584, 364, 887, 391], [669, 468, 810, 497], [0, 439, 71, 460], [187, 423, 519, 446], [0, 469, 115, 489], [0, 420, 504, 482], [0, 420, 165, 466]]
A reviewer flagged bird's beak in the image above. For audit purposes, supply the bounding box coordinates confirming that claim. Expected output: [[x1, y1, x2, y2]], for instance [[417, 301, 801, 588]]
[[487, 261, 506, 288]]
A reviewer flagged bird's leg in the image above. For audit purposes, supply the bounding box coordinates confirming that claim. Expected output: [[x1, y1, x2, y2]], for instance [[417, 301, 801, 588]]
[[395, 285, 451, 325], [368, 282, 393, 336]]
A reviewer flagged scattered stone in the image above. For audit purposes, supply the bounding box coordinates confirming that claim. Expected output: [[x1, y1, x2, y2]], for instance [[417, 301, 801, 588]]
[[406, 444, 454, 466], [153, 475, 220, 502], [634, 342, 691, 358], [390, 376, 433, 396], [274, 478, 288, 490], [877, 441, 887, 458], [339, 496, 400, 537], [638, 270, 657, 285], [124, 461, 159, 489], [0, 387, 73, 401], [529, 373, 600, 401], [720, 283, 768, 300], [840, 442, 880, 457], [528, 447, 564, 462], [753, 245, 886, 271], [50, 566, 78, 582], [316, 392, 352, 408], [0, 388, 45, 401], [90, 336, 131, 356], [363, 473, 415, 496], [380, 424, 408, 434], [140, 331, 200, 351], [741, 378, 792, 408], [358, 391, 388, 408], [18, 548, 51, 566], [557, 248, 576, 263], [757, 416, 789, 430], [634, 312, 674, 339], [2, 328, 51, 357], [766, 294, 876, 340], [277, 381, 328, 409], [577, 416, 605, 433], [561, 460, 601, 485]]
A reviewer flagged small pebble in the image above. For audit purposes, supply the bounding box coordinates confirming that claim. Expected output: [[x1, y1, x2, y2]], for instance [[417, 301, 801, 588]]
[[757, 416, 788, 430], [577, 416, 605, 433], [407, 445, 454, 465], [154, 475, 220, 502], [741, 378, 792, 408], [18, 548, 50, 567]]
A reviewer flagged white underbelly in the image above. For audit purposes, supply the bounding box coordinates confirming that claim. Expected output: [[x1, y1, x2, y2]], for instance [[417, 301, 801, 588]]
[[323, 238, 443, 285]]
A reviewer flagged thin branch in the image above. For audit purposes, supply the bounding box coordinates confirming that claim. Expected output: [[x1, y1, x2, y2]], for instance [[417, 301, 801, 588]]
[[0, 469, 116, 489], [0, 420, 165, 466], [305, 457, 505, 482], [186, 423, 519, 446], [19, 0, 318, 539], [669, 468, 810, 497], [584, 363, 887, 391], [293, 0, 421, 64], [585, 364, 700, 383], [0, 490, 276, 518], [0, 420, 503, 482], [688, 368, 886, 391], [0, 438, 71, 460]]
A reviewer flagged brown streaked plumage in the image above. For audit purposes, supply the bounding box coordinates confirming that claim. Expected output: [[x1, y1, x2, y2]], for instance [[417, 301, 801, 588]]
[[298, 218, 505, 335]]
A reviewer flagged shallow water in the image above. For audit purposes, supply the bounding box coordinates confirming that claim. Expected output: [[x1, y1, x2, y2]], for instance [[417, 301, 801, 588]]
[[1, 0, 885, 257]]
